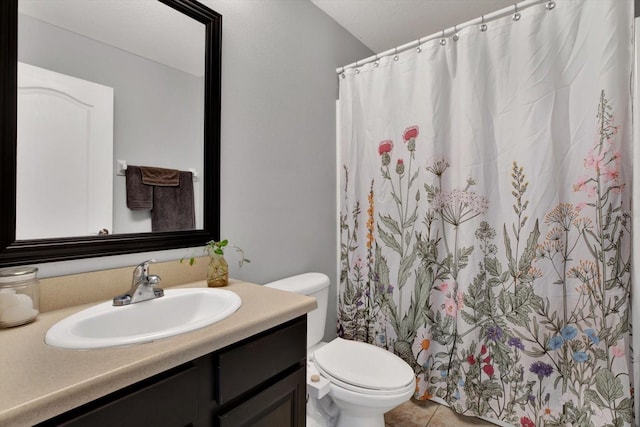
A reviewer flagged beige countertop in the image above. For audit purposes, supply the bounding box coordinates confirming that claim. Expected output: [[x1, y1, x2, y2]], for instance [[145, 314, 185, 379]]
[[0, 279, 316, 426]]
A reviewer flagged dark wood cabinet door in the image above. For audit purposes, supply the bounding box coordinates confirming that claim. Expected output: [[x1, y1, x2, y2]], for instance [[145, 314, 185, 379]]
[[37, 364, 199, 427], [216, 366, 306, 427]]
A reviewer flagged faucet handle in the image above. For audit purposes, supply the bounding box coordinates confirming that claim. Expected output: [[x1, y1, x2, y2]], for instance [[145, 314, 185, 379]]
[[133, 259, 156, 282]]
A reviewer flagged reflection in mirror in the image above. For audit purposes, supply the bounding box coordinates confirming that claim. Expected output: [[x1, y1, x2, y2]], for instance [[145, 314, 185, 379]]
[[17, 0, 205, 239], [0, 0, 221, 266]]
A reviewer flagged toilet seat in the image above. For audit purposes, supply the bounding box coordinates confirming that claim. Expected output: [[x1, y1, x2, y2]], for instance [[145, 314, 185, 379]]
[[313, 338, 414, 396]]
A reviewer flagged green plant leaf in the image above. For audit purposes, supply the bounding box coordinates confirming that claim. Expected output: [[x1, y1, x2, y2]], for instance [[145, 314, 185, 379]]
[[616, 398, 634, 423], [595, 369, 624, 402], [379, 214, 401, 235], [378, 226, 402, 254]]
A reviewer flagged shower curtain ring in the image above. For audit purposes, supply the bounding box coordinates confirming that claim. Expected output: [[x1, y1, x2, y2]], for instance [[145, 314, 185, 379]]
[[513, 3, 521, 21], [453, 26, 459, 42], [393, 48, 399, 61], [545, 1, 556, 10], [439, 30, 446, 46], [480, 15, 488, 32], [354, 61, 360, 74], [374, 55, 379, 67], [416, 38, 422, 53]]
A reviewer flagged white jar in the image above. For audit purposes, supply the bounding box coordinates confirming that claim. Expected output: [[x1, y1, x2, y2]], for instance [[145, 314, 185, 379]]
[[0, 267, 40, 327]]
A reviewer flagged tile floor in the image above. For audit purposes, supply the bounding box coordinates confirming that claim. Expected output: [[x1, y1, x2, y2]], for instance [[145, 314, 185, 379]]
[[385, 399, 497, 427]]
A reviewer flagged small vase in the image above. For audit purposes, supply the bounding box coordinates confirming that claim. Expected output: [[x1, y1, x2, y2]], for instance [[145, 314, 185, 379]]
[[207, 254, 229, 287]]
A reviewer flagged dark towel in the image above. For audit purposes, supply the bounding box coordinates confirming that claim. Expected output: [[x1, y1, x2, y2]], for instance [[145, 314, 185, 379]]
[[125, 166, 153, 210], [151, 171, 195, 232], [139, 166, 180, 186]]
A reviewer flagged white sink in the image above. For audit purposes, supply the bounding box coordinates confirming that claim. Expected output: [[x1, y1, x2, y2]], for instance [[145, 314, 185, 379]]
[[45, 288, 241, 349]]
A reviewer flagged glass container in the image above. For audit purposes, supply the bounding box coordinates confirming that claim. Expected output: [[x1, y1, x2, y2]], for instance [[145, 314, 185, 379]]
[[207, 254, 229, 287], [0, 266, 40, 327]]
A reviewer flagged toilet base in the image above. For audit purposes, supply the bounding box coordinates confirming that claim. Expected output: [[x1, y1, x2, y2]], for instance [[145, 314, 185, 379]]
[[336, 412, 385, 427]]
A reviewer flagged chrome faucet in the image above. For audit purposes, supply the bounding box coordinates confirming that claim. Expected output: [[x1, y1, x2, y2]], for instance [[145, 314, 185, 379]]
[[113, 259, 164, 306]]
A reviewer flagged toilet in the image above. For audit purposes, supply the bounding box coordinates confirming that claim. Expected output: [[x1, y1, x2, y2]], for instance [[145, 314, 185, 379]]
[[265, 273, 414, 427]]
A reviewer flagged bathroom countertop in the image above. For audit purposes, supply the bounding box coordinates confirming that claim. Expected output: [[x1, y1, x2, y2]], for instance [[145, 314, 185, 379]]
[[0, 279, 317, 426]]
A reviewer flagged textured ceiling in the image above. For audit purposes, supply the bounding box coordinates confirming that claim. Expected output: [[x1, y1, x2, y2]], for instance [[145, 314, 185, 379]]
[[310, 0, 516, 53]]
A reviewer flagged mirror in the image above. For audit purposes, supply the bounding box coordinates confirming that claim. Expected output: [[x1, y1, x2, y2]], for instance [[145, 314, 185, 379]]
[[0, 0, 221, 266]]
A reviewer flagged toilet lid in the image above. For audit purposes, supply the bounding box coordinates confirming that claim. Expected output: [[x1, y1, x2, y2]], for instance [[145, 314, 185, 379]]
[[313, 338, 414, 392]]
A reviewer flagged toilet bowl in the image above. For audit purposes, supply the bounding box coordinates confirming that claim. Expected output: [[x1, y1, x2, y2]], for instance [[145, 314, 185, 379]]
[[265, 273, 414, 427]]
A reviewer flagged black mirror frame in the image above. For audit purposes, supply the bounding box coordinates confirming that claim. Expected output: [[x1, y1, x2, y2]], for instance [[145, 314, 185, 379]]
[[0, 0, 221, 267]]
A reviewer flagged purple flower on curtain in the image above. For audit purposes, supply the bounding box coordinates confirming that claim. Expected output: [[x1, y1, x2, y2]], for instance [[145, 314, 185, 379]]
[[486, 326, 503, 342], [560, 325, 577, 340], [508, 337, 525, 350], [530, 361, 554, 378]]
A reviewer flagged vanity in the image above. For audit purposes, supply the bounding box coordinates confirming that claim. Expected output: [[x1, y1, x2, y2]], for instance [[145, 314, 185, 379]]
[[0, 280, 316, 426]]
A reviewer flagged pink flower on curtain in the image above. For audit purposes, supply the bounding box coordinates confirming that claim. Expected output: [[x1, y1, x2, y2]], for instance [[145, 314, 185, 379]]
[[611, 346, 625, 358], [378, 140, 393, 155], [444, 298, 457, 317], [520, 417, 535, 427], [396, 158, 405, 175], [457, 290, 464, 309], [379, 140, 393, 166], [572, 175, 589, 192], [403, 126, 419, 152], [403, 126, 419, 141], [601, 165, 620, 183], [584, 149, 605, 171]]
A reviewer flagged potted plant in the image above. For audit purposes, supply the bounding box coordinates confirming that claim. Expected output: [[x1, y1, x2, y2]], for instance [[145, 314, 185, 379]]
[[184, 239, 250, 287]]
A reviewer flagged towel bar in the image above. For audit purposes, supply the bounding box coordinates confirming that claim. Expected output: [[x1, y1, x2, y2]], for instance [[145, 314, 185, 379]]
[[116, 160, 198, 182]]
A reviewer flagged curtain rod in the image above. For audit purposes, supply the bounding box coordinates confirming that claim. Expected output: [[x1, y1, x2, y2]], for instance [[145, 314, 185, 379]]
[[336, 0, 551, 74]]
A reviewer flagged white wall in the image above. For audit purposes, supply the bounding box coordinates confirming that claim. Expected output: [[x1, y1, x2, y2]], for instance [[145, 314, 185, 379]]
[[32, 0, 372, 342]]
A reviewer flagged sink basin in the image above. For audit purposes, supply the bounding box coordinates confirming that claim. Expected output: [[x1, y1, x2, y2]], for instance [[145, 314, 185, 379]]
[[45, 288, 241, 349]]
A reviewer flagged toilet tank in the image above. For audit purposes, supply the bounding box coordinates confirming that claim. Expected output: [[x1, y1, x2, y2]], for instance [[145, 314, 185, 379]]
[[264, 273, 330, 349]]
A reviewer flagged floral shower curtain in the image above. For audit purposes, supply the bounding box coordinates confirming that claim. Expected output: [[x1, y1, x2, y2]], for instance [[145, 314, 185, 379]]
[[337, 1, 634, 426]]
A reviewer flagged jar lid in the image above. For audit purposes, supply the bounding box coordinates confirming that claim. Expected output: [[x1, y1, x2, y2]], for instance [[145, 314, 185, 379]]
[[0, 266, 38, 284]]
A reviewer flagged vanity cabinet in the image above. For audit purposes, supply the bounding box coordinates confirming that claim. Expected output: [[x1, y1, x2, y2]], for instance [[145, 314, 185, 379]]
[[36, 316, 307, 427]]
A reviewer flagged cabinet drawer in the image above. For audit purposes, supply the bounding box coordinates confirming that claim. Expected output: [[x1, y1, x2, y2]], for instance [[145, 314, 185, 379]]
[[216, 316, 306, 404]]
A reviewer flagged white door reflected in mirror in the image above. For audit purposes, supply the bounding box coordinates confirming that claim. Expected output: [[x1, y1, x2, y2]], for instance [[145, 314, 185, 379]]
[[16, 62, 113, 240]]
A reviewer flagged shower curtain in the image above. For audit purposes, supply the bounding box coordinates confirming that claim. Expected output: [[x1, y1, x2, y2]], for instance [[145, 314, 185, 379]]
[[337, 1, 634, 426]]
